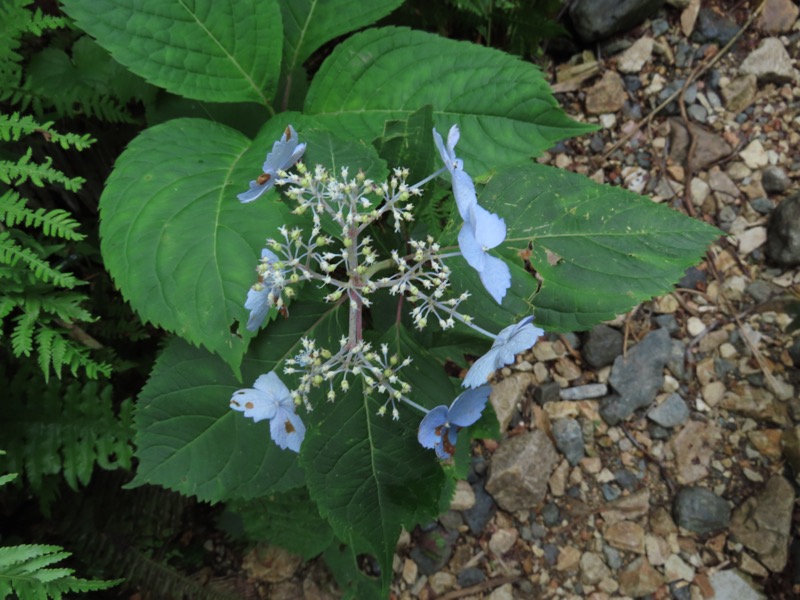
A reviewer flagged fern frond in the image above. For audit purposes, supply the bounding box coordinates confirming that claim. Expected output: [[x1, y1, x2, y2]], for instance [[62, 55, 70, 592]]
[[0, 364, 131, 493], [0, 148, 86, 191], [0, 112, 95, 150], [0, 231, 81, 288], [0, 190, 86, 241], [0, 544, 120, 599], [10, 311, 36, 357], [0, 0, 66, 68]]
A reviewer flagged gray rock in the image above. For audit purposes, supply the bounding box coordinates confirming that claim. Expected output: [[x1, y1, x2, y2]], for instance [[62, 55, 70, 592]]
[[766, 194, 800, 267], [486, 429, 559, 512], [541, 502, 561, 527], [457, 567, 486, 587], [761, 166, 791, 194], [740, 38, 798, 84], [569, 0, 665, 43], [552, 418, 585, 465], [654, 314, 679, 333], [463, 481, 496, 534], [721, 74, 758, 114], [708, 570, 767, 600], [750, 197, 775, 215], [730, 475, 795, 572], [668, 119, 733, 172], [600, 328, 672, 425], [603, 544, 622, 569], [687, 103, 708, 123], [647, 393, 689, 428], [410, 524, 459, 575], [692, 8, 741, 44], [585, 71, 627, 115], [582, 324, 624, 368], [534, 381, 561, 405], [673, 486, 731, 534], [560, 383, 608, 401], [745, 279, 781, 303], [757, 0, 800, 34]]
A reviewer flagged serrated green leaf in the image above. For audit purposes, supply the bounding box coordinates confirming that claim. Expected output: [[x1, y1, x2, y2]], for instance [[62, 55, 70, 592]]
[[130, 298, 348, 501], [61, 0, 282, 104], [480, 164, 721, 331], [230, 487, 333, 559], [99, 118, 278, 372], [301, 324, 449, 591], [323, 539, 385, 600], [305, 27, 595, 174], [373, 104, 435, 187], [279, 0, 403, 72]]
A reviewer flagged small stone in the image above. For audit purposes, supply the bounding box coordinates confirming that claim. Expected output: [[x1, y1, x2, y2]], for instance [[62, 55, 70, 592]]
[[490, 372, 536, 431], [428, 572, 455, 595], [556, 545, 582, 572], [757, 0, 800, 34], [486, 429, 559, 511], [729, 475, 795, 572], [739, 553, 770, 578], [488, 528, 518, 556], [451, 480, 476, 511], [708, 569, 767, 600], [645, 534, 671, 566], [583, 324, 624, 368], [618, 557, 664, 598], [605, 520, 645, 553], [673, 486, 731, 534], [402, 558, 418, 584], [721, 74, 758, 113], [580, 552, 611, 585], [569, 0, 666, 43], [737, 226, 767, 255], [487, 583, 513, 600], [747, 429, 782, 459], [766, 194, 800, 267], [671, 421, 721, 484], [702, 381, 726, 406], [457, 567, 485, 588], [740, 38, 798, 83], [601, 488, 650, 525], [617, 37, 654, 73], [647, 392, 690, 427], [585, 71, 627, 114], [686, 316, 706, 336], [739, 140, 769, 169], [534, 381, 561, 405], [693, 7, 740, 43], [761, 166, 791, 194], [552, 418, 585, 466], [560, 383, 608, 400], [653, 294, 679, 313], [687, 104, 707, 123], [664, 554, 695, 583]]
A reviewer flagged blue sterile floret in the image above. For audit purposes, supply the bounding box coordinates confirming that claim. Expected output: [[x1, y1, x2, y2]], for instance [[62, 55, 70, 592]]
[[463, 316, 545, 388], [230, 372, 306, 452], [433, 125, 511, 304], [237, 125, 306, 203], [417, 385, 491, 459], [244, 248, 283, 332]]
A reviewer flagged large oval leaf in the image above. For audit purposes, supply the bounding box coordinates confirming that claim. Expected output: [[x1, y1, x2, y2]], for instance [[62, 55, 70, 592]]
[[305, 27, 596, 174], [62, 0, 282, 104], [479, 164, 721, 331]]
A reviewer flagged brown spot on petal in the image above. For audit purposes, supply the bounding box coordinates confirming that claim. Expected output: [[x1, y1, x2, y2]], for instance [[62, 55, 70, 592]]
[[256, 173, 271, 185], [283, 126, 292, 139], [230, 400, 241, 407], [284, 420, 295, 433], [245, 402, 254, 409]]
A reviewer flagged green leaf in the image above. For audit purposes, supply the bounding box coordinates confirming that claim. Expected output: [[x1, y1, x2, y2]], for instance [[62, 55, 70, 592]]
[[130, 298, 349, 501], [230, 487, 333, 560], [99, 118, 295, 372], [301, 324, 450, 591], [373, 104, 435, 187], [305, 27, 595, 174], [323, 539, 385, 600], [482, 164, 721, 331], [279, 0, 403, 72], [61, 0, 282, 104]]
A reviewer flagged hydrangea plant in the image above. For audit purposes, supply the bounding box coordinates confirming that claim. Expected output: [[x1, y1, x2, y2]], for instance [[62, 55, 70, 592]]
[[61, 0, 720, 596]]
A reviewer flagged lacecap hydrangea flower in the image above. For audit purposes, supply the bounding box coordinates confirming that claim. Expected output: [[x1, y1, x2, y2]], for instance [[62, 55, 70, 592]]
[[237, 125, 306, 203], [433, 125, 511, 304], [417, 385, 491, 459], [463, 316, 545, 388], [230, 372, 306, 452]]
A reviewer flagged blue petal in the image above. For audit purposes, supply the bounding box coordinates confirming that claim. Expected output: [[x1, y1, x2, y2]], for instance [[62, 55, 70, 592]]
[[253, 372, 291, 399], [458, 222, 486, 272], [434, 428, 457, 459], [479, 255, 511, 304], [462, 347, 501, 388], [452, 169, 478, 221], [447, 385, 491, 428], [244, 286, 271, 331], [470, 205, 506, 250], [418, 405, 448, 449], [237, 179, 270, 203], [263, 125, 304, 173], [230, 387, 278, 422], [270, 405, 306, 452]]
